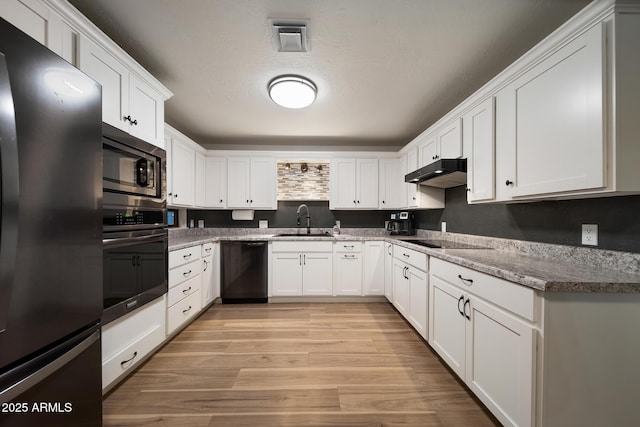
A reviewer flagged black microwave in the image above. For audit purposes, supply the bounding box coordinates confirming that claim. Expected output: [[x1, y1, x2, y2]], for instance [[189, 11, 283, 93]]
[[102, 122, 165, 201]]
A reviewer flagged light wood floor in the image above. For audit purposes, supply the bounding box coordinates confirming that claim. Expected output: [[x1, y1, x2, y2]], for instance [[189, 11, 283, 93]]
[[103, 302, 500, 426]]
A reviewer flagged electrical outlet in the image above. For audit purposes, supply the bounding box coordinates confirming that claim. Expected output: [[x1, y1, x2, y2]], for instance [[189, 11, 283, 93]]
[[582, 224, 598, 246], [259, 220, 268, 229], [441, 221, 447, 233]]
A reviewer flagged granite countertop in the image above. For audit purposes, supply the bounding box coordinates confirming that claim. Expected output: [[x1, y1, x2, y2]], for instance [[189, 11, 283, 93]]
[[169, 231, 640, 293]]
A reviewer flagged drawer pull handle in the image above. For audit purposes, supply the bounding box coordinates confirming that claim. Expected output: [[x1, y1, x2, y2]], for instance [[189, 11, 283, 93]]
[[403, 253, 410, 258], [205, 247, 212, 253], [344, 254, 356, 259], [183, 253, 192, 260], [203, 259, 208, 271], [458, 274, 473, 285], [183, 270, 192, 277], [344, 245, 355, 249], [182, 286, 192, 294], [120, 351, 138, 368], [457, 295, 465, 317], [183, 306, 192, 314]]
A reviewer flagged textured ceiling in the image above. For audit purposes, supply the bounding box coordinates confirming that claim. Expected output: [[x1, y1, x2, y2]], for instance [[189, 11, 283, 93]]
[[68, 0, 591, 151]]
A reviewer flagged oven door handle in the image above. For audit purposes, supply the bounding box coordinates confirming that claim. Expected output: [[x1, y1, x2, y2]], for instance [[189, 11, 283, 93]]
[[103, 233, 167, 248]]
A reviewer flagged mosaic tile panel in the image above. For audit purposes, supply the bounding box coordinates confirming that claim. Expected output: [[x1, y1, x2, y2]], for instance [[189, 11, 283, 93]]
[[277, 161, 330, 200]]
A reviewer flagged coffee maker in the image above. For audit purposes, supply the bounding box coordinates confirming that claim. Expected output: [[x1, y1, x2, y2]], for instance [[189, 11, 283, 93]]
[[386, 212, 414, 236]]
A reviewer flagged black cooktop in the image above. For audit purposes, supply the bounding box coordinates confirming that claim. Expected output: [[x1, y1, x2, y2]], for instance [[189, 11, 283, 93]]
[[399, 239, 488, 249]]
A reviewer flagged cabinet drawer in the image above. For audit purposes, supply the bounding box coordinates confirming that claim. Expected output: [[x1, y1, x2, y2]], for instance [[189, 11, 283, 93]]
[[169, 258, 201, 288], [430, 257, 537, 322], [334, 241, 362, 253], [201, 242, 214, 257], [167, 289, 201, 335], [169, 245, 201, 269], [101, 295, 166, 389], [168, 274, 201, 307], [394, 245, 427, 271], [272, 241, 333, 252]]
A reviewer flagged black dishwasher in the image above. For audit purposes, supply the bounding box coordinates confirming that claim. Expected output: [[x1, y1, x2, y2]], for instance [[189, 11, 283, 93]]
[[221, 241, 268, 303]]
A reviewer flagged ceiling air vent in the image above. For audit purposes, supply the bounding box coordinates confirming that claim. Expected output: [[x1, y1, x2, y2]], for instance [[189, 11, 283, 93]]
[[270, 20, 310, 52]]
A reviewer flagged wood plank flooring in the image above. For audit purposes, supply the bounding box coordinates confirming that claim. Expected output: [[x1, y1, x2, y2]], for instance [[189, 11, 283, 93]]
[[103, 303, 500, 426]]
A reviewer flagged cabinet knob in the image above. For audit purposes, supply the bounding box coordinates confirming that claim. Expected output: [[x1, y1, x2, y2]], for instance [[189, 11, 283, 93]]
[[466, 188, 471, 192], [174, 194, 178, 198], [382, 200, 386, 204], [505, 180, 513, 186], [220, 199, 223, 203], [168, 192, 173, 196], [357, 200, 360, 204]]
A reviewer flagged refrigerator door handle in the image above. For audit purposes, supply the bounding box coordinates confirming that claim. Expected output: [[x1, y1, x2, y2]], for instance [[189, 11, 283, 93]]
[[0, 52, 20, 335], [0, 329, 99, 404]]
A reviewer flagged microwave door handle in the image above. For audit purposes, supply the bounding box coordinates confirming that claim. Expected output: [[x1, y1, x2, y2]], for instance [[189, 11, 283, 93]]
[[0, 53, 20, 335]]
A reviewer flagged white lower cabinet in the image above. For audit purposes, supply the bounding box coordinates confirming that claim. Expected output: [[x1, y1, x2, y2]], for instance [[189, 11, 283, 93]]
[[392, 245, 428, 339], [334, 241, 363, 295], [429, 257, 536, 427], [201, 242, 220, 307], [363, 241, 385, 295], [271, 241, 333, 296], [101, 295, 166, 391], [384, 242, 394, 302], [167, 244, 202, 336]]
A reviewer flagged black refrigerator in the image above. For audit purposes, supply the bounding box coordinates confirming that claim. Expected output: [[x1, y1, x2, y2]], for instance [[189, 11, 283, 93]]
[[0, 18, 102, 426]]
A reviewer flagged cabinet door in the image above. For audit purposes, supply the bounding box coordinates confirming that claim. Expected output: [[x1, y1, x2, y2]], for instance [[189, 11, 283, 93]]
[[406, 148, 419, 208], [466, 297, 535, 427], [408, 267, 428, 340], [329, 159, 356, 209], [334, 254, 362, 295], [465, 97, 495, 202], [393, 261, 409, 317], [302, 253, 333, 296], [356, 159, 379, 208], [429, 276, 466, 378], [418, 133, 437, 166], [170, 138, 195, 206], [272, 253, 303, 296], [201, 254, 214, 307], [194, 152, 206, 207], [506, 23, 604, 198], [378, 159, 400, 209], [250, 158, 277, 209], [226, 158, 250, 208], [1, 0, 52, 47], [205, 157, 227, 208], [364, 242, 384, 296], [437, 118, 463, 159], [384, 243, 393, 302], [79, 38, 129, 132], [129, 74, 164, 147], [398, 154, 408, 208]]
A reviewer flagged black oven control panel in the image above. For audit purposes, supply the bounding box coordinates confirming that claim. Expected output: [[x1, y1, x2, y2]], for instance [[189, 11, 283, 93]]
[[103, 208, 165, 227]]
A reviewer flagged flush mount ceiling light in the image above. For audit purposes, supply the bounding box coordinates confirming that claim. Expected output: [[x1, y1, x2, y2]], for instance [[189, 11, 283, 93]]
[[268, 75, 317, 109]]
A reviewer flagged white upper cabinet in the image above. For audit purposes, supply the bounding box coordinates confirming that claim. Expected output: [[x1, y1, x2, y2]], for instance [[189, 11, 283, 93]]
[[79, 38, 166, 147], [418, 118, 463, 168], [464, 97, 495, 203], [204, 157, 227, 209], [400, 148, 445, 210], [2, 0, 53, 47], [329, 159, 378, 209], [194, 152, 206, 207], [496, 22, 605, 200], [227, 157, 277, 210], [378, 158, 401, 209], [168, 136, 195, 207]]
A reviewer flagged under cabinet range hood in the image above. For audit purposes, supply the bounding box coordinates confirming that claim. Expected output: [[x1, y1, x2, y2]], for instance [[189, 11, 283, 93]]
[[405, 158, 467, 188]]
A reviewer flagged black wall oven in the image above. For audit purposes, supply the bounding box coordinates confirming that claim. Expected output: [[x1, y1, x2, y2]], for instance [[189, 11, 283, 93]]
[[102, 123, 168, 325]]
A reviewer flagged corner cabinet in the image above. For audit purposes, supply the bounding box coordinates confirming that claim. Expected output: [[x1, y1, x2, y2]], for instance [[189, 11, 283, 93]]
[[429, 258, 537, 427], [227, 157, 277, 210], [329, 159, 379, 209], [392, 245, 428, 339]]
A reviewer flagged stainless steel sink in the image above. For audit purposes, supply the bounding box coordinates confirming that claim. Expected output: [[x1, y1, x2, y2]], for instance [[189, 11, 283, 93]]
[[274, 233, 333, 237]]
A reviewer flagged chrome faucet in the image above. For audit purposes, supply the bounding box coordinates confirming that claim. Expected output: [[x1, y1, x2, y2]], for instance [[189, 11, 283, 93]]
[[296, 203, 311, 235]]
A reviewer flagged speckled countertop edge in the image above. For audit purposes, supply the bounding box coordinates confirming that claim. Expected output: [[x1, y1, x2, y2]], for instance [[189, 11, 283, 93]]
[[169, 229, 640, 293]]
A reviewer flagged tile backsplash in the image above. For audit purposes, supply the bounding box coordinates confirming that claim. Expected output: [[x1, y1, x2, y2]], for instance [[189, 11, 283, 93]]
[[277, 161, 330, 200]]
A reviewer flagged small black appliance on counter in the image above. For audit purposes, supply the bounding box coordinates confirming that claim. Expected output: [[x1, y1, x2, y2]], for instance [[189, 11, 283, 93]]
[[386, 212, 415, 236]]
